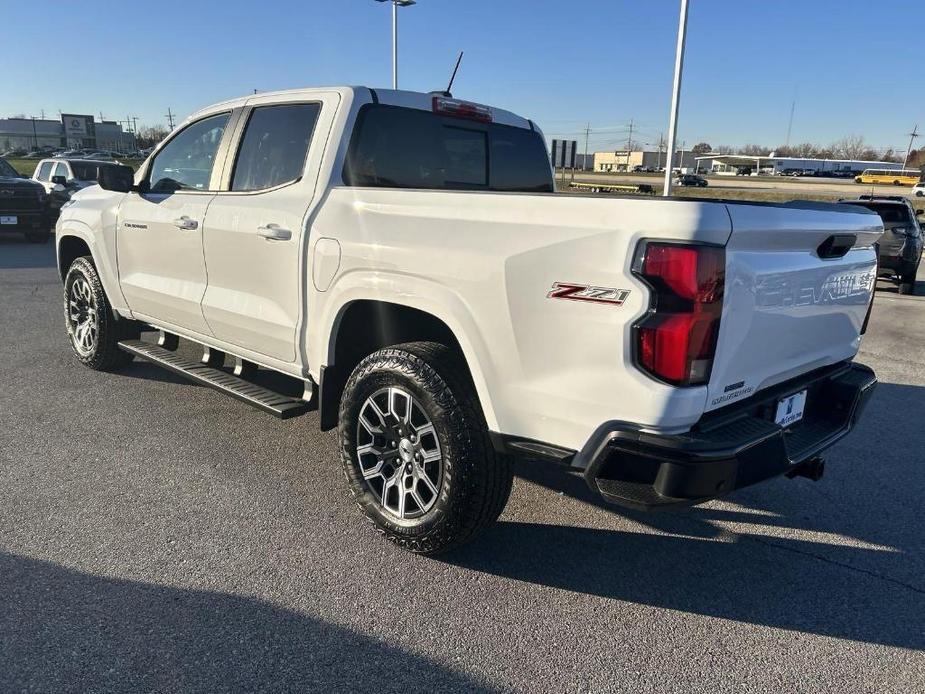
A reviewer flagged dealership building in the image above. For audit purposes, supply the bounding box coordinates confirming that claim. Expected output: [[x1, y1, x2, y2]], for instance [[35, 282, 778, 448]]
[[0, 114, 136, 153], [698, 154, 907, 176], [593, 149, 700, 172]]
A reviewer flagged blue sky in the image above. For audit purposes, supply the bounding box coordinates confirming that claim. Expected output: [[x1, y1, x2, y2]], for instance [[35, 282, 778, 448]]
[[4, 1, 921, 153]]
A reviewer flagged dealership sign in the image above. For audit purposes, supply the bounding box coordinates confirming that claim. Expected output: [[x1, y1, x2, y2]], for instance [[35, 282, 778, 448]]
[[61, 114, 92, 137]]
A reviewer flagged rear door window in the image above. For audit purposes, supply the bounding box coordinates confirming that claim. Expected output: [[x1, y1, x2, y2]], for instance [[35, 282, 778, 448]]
[[230, 103, 321, 192], [344, 104, 552, 193], [36, 161, 53, 181], [54, 162, 69, 180]]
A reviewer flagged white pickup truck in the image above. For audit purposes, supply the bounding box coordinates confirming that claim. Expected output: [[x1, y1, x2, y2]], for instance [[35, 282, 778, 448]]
[[55, 86, 879, 554]]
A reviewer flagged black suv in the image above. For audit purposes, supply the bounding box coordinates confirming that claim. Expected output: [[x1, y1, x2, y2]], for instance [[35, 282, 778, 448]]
[[839, 195, 923, 294], [0, 158, 50, 243], [674, 173, 708, 187]]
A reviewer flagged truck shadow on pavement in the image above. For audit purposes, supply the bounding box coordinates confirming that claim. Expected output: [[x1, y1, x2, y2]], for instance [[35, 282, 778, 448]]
[[448, 382, 925, 651], [0, 236, 56, 269], [0, 551, 494, 694]]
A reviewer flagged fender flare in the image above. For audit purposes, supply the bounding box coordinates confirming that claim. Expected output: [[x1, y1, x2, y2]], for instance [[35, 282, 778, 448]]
[[313, 275, 503, 432], [56, 221, 130, 315]]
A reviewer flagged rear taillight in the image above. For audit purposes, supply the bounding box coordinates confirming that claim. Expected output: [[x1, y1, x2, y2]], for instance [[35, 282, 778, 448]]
[[432, 96, 493, 123], [633, 242, 725, 386]]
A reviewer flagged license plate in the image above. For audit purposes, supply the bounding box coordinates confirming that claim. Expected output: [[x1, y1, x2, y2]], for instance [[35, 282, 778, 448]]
[[775, 390, 807, 427], [0, 215, 17, 225]]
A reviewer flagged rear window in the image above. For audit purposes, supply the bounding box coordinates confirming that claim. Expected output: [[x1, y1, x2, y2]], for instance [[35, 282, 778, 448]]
[[845, 202, 911, 224], [71, 161, 118, 182], [343, 104, 553, 193]]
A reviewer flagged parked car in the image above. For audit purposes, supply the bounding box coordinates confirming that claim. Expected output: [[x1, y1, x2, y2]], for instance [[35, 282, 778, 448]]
[[674, 173, 708, 187], [55, 86, 879, 555], [32, 157, 130, 222], [735, 167, 752, 176], [0, 157, 50, 243], [913, 181, 925, 198], [838, 196, 923, 294]]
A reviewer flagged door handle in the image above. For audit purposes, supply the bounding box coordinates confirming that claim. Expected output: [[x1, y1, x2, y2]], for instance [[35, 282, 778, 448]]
[[173, 216, 199, 231], [257, 224, 292, 241]]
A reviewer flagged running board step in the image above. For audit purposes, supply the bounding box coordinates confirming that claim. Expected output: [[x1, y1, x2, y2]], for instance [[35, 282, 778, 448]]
[[118, 339, 310, 419]]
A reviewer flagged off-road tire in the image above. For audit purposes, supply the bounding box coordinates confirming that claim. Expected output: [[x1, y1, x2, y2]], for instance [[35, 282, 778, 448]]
[[339, 341, 512, 555], [898, 276, 916, 295], [63, 256, 137, 371]]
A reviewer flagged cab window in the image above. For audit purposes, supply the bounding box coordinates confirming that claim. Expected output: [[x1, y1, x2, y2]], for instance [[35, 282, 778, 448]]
[[36, 161, 53, 181], [343, 104, 553, 193], [148, 113, 230, 193], [54, 163, 69, 180], [230, 103, 321, 192]]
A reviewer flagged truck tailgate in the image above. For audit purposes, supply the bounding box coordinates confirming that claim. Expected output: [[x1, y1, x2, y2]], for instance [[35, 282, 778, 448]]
[[706, 202, 882, 411]]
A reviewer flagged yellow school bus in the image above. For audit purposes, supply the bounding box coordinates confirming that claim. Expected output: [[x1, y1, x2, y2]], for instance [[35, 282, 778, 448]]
[[855, 168, 921, 186]]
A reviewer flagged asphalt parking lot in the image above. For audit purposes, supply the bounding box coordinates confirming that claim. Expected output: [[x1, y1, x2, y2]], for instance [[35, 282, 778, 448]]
[[1, 238, 923, 693]]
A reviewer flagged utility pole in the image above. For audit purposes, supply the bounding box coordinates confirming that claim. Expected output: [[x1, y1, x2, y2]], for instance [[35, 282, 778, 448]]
[[583, 123, 591, 172], [902, 125, 919, 171], [663, 0, 689, 197], [625, 118, 635, 171], [165, 107, 176, 130], [656, 132, 665, 170], [784, 98, 796, 148], [30, 116, 38, 149]]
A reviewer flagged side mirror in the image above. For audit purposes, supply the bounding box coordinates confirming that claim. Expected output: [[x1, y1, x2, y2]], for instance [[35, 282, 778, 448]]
[[98, 165, 135, 193], [51, 175, 67, 186], [916, 209, 924, 216]]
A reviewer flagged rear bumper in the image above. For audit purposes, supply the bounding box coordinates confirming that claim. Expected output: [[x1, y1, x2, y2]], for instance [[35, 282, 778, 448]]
[[571, 362, 877, 510]]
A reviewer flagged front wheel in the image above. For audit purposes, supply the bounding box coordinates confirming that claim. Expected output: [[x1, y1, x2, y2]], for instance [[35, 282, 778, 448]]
[[339, 342, 512, 555], [63, 256, 136, 370]]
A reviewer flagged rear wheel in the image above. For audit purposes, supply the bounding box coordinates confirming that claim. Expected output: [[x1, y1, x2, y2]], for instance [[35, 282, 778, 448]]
[[898, 273, 917, 295], [339, 342, 512, 555], [63, 256, 137, 370]]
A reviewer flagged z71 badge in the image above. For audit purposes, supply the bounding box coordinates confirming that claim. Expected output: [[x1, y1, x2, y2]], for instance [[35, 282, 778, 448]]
[[547, 282, 631, 306]]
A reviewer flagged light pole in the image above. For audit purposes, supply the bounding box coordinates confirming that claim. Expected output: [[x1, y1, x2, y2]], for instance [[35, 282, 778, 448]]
[[375, 0, 416, 89], [663, 0, 689, 197]]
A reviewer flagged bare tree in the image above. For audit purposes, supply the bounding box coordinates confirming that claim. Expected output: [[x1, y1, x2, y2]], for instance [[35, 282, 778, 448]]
[[134, 125, 169, 149], [880, 148, 900, 163], [906, 147, 925, 169], [830, 135, 868, 160], [740, 144, 771, 156], [793, 142, 820, 158]]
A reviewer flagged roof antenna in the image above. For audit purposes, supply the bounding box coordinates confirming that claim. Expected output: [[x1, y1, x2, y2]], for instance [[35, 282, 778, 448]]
[[444, 51, 464, 97]]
